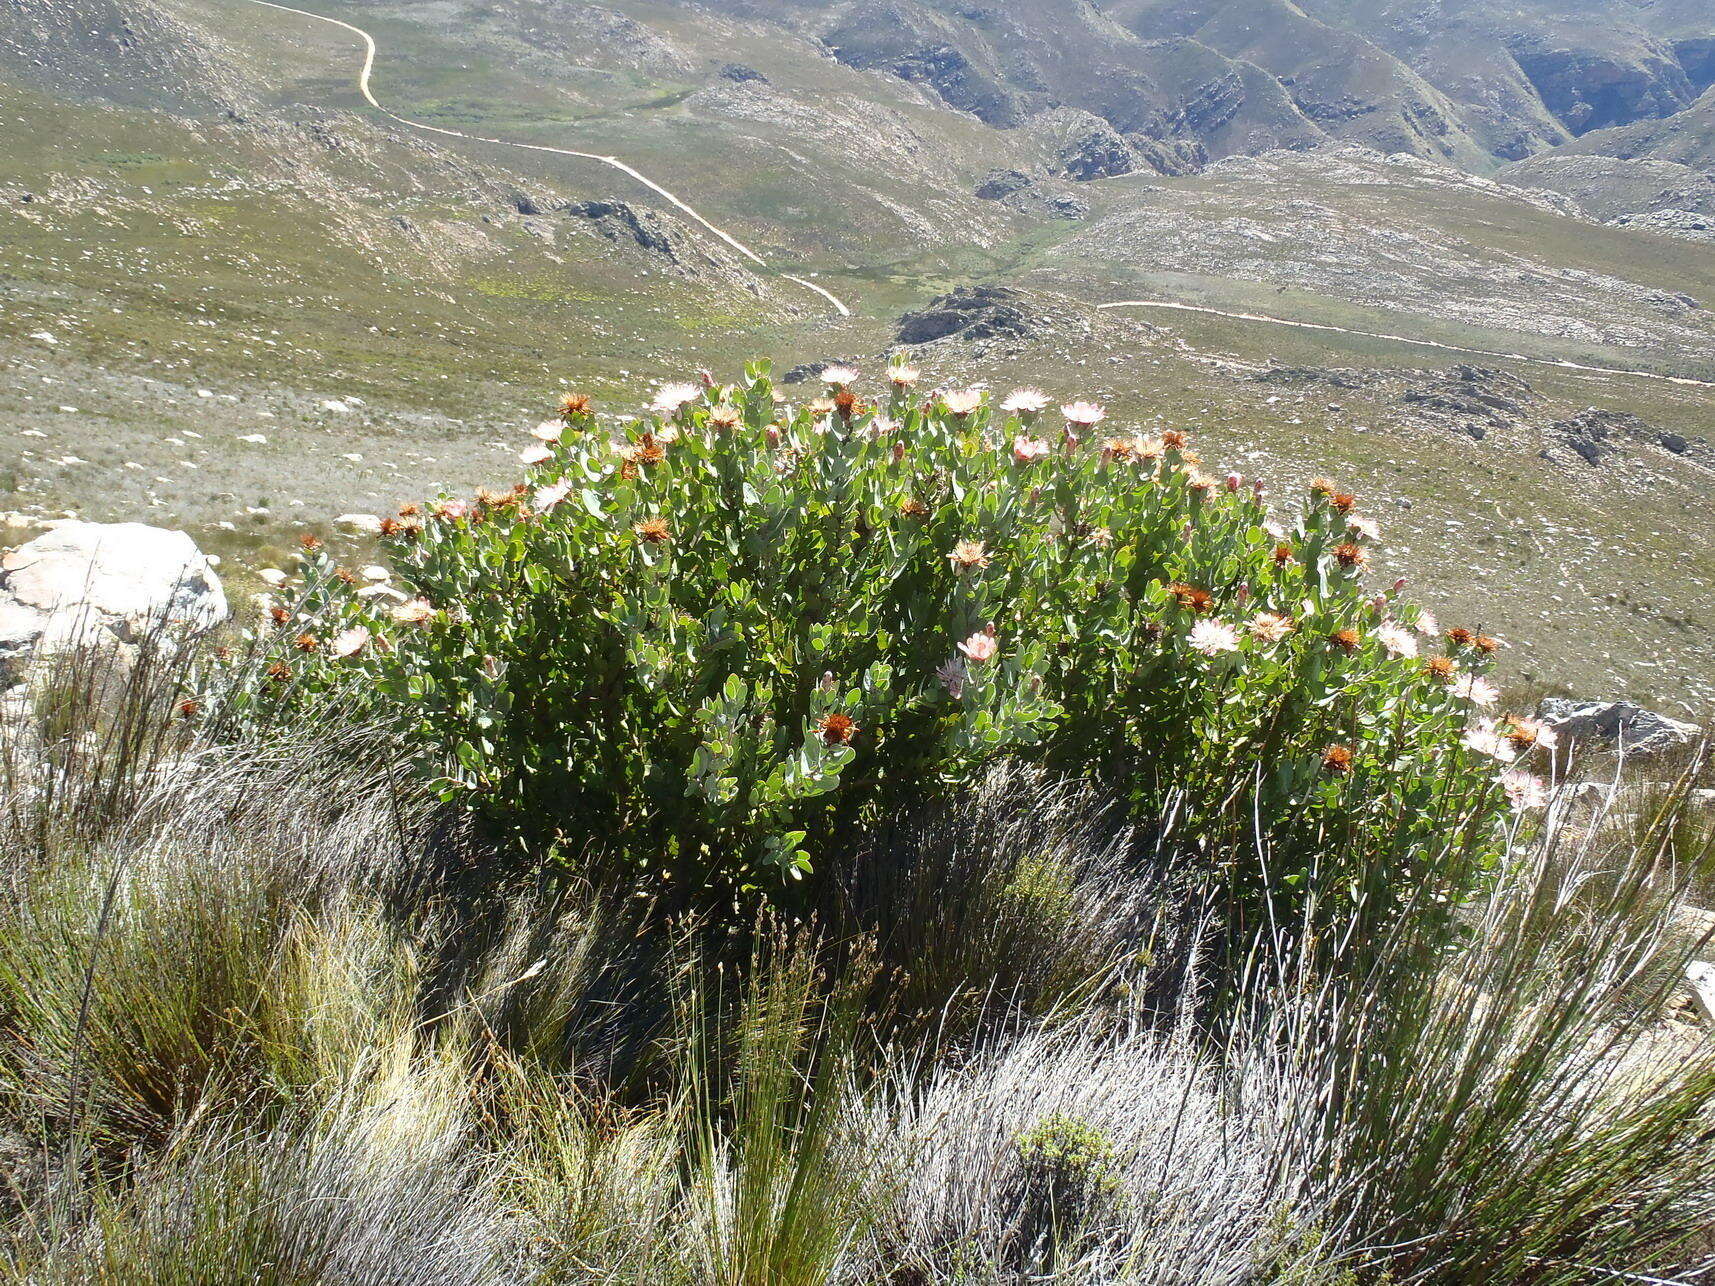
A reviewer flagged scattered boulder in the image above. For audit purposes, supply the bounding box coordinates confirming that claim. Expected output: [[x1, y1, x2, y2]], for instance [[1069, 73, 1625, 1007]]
[[719, 63, 767, 84], [0, 523, 227, 686], [896, 285, 1037, 346], [1538, 698, 1703, 757]]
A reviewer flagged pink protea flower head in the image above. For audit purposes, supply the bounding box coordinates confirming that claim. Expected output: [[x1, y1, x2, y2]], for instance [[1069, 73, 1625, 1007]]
[[1235, 584, 1252, 607], [1392, 577, 1408, 594], [957, 628, 999, 664], [698, 368, 716, 389], [1061, 401, 1106, 428], [1225, 473, 1243, 492], [892, 442, 906, 462], [1502, 770, 1549, 812], [1187, 619, 1240, 656], [1012, 435, 1051, 464], [766, 425, 783, 447]]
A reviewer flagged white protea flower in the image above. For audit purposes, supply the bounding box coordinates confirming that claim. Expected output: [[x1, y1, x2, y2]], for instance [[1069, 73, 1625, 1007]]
[[1453, 673, 1501, 709], [1061, 401, 1107, 427], [533, 479, 574, 512], [887, 360, 921, 388], [330, 626, 371, 660], [1001, 388, 1051, 415], [1249, 612, 1296, 643], [531, 420, 564, 442], [1376, 622, 1419, 658], [941, 389, 984, 417], [1188, 619, 1241, 656], [520, 443, 553, 465], [1462, 720, 1517, 763], [1347, 514, 1381, 541], [821, 364, 861, 387], [650, 382, 703, 415]]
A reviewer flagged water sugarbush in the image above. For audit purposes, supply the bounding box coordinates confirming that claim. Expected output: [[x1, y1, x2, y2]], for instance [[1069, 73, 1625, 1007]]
[[225, 362, 1545, 917]]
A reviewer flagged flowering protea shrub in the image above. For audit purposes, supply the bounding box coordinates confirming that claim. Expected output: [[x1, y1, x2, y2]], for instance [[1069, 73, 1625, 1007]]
[[223, 362, 1537, 911]]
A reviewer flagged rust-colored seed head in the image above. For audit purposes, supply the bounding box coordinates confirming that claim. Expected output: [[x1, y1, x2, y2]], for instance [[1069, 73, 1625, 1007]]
[[177, 698, 200, 719], [899, 498, 930, 518], [1447, 627, 1475, 648], [334, 567, 358, 585], [1169, 582, 1214, 614], [1322, 744, 1355, 775], [1331, 628, 1362, 654], [1333, 542, 1367, 569], [1331, 492, 1358, 514], [269, 605, 291, 626], [557, 392, 593, 420], [634, 517, 671, 544], [397, 503, 421, 518], [1273, 543, 1295, 566], [299, 534, 322, 552], [266, 660, 291, 682], [1475, 634, 1502, 654], [379, 517, 402, 536], [1162, 430, 1190, 450], [817, 711, 858, 746], [293, 632, 320, 653], [1426, 656, 1457, 682]]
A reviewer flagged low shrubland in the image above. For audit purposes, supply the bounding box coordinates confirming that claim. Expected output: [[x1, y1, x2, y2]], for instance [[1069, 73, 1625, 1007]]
[[0, 364, 1711, 1284]]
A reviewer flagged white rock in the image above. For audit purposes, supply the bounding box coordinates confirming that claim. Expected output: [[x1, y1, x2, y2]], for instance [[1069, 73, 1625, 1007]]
[[28, 331, 55, 345], [257, 568, 289, 586], [321, 399, 352, 413], [0, 523, 228, 684], [237, 434, 268, 445], [360, 565, 390, 581], [336, 513, 382, 533]]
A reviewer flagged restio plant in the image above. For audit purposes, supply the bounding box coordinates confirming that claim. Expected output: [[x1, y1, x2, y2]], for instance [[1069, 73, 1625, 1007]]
[[224, 361, 1543, 910]]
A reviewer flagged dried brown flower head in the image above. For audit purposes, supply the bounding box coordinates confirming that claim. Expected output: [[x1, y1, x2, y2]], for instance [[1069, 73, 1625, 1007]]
[[1426, 656, 1457, 682], [1333, 542, 1368, 569], [1322, 744, 1354, 775], [817, 712, 858, 746], [299, 534, 322, 552], [557, 392, 593, 420], [1168, 583, 1214, 614], [1331, 627, 1362, 654], [292, 632, 320, 653], [634, 517, 672, 544]]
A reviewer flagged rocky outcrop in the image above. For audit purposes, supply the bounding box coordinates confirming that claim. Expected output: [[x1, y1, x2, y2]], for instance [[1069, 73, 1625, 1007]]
[[1539, 699, 1703, 757], [975, 169, 1089, 219], [0, 522, 227, 685], [896, 285, 1037, 345]]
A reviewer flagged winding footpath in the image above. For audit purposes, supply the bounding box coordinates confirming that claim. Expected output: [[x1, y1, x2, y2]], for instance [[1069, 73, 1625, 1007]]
[[247, 0, 851, 316], [1098, 298, 1715, 393]]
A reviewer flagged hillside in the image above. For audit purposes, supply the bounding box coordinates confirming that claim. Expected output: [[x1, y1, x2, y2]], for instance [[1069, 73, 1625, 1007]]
[[1, 0, 1712, 712]]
